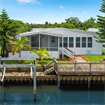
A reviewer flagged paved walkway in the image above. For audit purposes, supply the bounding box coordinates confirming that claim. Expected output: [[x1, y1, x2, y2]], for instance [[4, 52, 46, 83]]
[[75, 57, 86, 62]]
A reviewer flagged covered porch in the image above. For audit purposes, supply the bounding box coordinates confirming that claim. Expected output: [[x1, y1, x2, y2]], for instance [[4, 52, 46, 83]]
[[30, 34, 59, 51]]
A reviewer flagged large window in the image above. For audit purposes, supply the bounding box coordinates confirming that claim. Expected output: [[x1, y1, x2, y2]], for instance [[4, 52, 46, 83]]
[[63, 37, 68, 47], [31, 36, 39, 47], [69, 37, 74, 47], [59, 37, 62, 47], [76, 37, 80, 47], [82, 37, 86, 47], [88, 37, 92, 47]]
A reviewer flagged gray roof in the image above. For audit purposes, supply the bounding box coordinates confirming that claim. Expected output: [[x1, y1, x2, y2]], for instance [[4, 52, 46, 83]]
[[19, 28, 97, 37], [87, 28, 99, 32]]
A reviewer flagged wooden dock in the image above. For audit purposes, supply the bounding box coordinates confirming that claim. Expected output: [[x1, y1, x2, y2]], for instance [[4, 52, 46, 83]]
[[56, 62, 105, 75], [0, 58, 105, 101]]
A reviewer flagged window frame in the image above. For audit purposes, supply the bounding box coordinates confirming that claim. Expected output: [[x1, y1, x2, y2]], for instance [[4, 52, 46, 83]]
[[59, 37, 62, 47], [76, 37, 80, 48], [63, 37, 68, 47], [88, 37, 92, 48], [82, 37, 86, 48], [31, 35, 39, 47], [69, 37, 74, 47]]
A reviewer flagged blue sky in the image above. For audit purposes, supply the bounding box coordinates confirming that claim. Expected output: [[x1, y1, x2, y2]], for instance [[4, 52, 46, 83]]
[[0, 0, 103, 24]]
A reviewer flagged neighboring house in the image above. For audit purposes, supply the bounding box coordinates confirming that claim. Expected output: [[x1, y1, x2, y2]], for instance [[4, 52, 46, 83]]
[[9, 28, 102, 59]]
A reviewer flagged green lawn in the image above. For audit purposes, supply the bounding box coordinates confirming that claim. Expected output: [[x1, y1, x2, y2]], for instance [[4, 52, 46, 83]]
[[84, 48, 105, 62], [84, 55, 105, 62]]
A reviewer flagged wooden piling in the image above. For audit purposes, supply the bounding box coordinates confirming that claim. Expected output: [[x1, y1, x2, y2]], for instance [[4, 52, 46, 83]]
[[33, 66, 36, 101], [58, 75, 60, 89], [88, 76, 90, 89], [30, 66, 33, 85]]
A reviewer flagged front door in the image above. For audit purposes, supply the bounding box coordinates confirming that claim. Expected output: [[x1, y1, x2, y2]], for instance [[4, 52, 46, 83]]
[[50, 37, 57, 47]]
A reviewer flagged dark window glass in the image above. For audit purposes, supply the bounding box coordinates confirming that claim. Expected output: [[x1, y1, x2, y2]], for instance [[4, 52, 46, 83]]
[[82, 37, 86, 47], [31, 36, 39, 47], [59, 37, 62, 47], [63, 37, 68, 47], [88, 37, 92, 47], [69, 37, 73, 47], [76, 37, 80, 47]]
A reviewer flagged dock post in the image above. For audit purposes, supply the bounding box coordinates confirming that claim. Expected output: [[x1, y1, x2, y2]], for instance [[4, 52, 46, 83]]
[[2, 63, 5, 86], [0, 56, 1, 64], [58, 75, 60, 89], [33, 66, 36, 101], [30, 66, 33, 85], [88, 76, 90, 89]]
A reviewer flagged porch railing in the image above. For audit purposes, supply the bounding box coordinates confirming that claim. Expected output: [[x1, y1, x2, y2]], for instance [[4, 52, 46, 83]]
[[31, 47, 58, 51]]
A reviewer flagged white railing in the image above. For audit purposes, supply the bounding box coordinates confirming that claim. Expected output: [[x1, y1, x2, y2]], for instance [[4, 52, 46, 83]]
[[31, 47, 58, 51], [62, 45, 75, 59]]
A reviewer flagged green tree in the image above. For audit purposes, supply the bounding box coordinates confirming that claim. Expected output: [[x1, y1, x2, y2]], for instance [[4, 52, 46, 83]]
[[12, 37, 31, 59], [31, 48, 50, 63], [0, 9, 21, 57], [65, 17, 80, 28], [95, 0, 105, 43]]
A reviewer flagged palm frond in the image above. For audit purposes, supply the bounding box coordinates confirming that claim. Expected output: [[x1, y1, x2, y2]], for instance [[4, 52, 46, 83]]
[[23, 44, 31, 51], [30, 49, 37, 53], [12, 45, 19, 55], [20, 37, 29, 44], [30, 47, 50, 60]]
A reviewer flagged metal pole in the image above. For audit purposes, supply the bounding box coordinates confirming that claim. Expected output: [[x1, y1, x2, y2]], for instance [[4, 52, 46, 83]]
[[33, 66, 36, 101]]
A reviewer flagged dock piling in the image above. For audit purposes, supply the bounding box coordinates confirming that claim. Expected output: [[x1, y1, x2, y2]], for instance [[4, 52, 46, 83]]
[[88, 76, 90, 89], [58, 75, 60, 89], [33, 66, 36, 101]]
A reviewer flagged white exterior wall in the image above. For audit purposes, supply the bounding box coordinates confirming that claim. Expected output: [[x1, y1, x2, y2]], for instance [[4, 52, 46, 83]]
[[58, 30, 102, 55], [9, 51, 59, 59]]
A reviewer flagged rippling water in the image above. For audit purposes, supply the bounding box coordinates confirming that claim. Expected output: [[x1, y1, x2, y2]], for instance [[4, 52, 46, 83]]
[[0, 85, 105, 105]]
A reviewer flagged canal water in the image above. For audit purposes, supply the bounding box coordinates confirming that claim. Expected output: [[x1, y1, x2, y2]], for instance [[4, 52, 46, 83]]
[[0, 85, 105, 105]]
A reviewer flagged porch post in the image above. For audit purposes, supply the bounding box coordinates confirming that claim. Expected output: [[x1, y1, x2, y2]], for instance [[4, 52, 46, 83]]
[[68, 37, 69, 48], [39, 34, 40, 48], [62, 36, 63, 58], [48, 36, 50, 51], [58, 37, 59, 54]]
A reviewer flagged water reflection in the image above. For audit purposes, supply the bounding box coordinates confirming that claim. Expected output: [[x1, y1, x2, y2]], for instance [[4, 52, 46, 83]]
[[0, 85, 105, 105]]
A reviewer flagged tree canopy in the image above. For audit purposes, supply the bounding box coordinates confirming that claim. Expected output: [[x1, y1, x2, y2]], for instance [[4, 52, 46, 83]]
[[0, 9, 32, 57], [95, 0, 105, 43]]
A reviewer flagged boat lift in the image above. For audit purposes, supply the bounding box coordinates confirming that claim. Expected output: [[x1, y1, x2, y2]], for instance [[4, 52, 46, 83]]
[[0, 56, 37, 101]]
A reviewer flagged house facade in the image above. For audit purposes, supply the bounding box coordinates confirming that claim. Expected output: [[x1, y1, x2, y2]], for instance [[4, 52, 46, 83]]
[[9, 28, 102, 59]]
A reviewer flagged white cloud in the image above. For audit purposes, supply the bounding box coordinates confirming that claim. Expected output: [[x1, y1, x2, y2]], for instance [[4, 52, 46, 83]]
[[63, 12, 73, 16], [83, 11, 87, 14], [59, 6, 64, 9], [69, 12, 73, 14], [17, 0, 40, 4]]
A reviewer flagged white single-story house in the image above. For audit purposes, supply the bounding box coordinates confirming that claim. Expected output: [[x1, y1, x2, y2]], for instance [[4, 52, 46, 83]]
[[9, 28, 102, 59]]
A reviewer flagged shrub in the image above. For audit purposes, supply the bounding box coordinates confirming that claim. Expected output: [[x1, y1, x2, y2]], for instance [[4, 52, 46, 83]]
[[57, 58, 60, 61], [68, 58, 71, 61], [63, 58, 66, 61]]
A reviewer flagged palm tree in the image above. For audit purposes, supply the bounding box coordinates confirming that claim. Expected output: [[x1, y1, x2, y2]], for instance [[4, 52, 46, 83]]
[[12, 37, 31, 59], [31, 47, 50, 63]]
